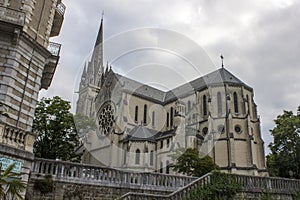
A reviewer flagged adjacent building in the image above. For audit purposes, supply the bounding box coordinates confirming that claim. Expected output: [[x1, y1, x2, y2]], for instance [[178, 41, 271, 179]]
[[0, 0, 65, 193]]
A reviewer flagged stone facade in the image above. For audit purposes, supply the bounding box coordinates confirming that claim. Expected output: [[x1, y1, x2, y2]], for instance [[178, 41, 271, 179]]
[[76, 20, 268, 177], [26, 181, 171, 200], [0, 0, 65, 196]]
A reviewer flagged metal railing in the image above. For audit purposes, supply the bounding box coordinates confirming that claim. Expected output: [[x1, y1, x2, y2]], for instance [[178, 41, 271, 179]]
[[56, 2, 66, 16], [47, 42, 61, 57]]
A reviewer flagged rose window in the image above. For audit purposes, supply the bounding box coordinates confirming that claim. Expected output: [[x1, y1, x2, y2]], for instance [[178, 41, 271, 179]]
[[98, 104, 115, 135]]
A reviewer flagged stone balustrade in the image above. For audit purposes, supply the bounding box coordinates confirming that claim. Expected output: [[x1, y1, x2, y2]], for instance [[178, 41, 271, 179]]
[[119, 173, 300, 199], [31, 158, 196, 192], [235, 174, 300, 194], [0, 122, 27, 149], [0, 5, 25, 26]]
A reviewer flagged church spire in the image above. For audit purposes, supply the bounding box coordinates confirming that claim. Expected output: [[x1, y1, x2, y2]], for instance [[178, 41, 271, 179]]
[[90, 13, 104, 87], [94, 12, 104, 48]]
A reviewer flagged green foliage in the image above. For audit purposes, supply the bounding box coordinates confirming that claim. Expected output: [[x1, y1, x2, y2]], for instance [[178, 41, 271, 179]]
[[172, 148, 219, 177], [33, 96, 81, 162], [73, 114, 96, 137], [33, 175, 53, 194], [0, 163, 26, 200], [260, 189, 272, 200], [267, 106, 300, 179], [63, 186, 84, 200], [293, 190, 300, 200], [188, 171, 241, 200]]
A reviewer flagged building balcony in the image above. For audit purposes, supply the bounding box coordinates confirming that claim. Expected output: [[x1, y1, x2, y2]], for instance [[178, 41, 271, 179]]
[[0, 6, 25, 27], [41, 42, 61, 90], [50, 2, 66, 37]]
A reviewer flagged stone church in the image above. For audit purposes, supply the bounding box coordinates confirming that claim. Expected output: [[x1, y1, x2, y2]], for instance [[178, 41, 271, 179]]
[[76, 19, 268, 176]]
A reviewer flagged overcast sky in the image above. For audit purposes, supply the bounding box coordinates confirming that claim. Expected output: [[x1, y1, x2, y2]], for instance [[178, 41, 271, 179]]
[[40, 0, 300, 154]]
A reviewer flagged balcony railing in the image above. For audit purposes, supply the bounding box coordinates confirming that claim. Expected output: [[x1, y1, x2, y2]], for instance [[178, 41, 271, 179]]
[[0, 6, 25, 26], [48, 42, 61, 57], [56, 2, 66, 16], [119, 173, 300, 199], [0, 122, 27, 150], [32, 158, 196, 192]]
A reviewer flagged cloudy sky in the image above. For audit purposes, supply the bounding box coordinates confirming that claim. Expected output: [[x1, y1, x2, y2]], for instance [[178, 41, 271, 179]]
[[40, 0, 300, 154]]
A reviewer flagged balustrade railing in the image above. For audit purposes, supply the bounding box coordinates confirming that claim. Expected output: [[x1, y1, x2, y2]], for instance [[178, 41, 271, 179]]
[[0, 6, 25, 26], [234, 174, 300, 194], [119, 173, 211, 200], [32, 158, 300, 199], [32, 158, 196, 191], [119, 173, 300, 199], [0, 122, 27, 149]]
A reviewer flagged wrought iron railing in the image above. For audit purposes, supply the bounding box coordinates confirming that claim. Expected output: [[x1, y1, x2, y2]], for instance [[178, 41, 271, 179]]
[[56, 2, 66, 16], [47, 42, 61, 57]]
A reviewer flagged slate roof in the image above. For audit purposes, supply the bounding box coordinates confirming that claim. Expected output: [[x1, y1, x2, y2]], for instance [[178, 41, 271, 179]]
[[120, 125, 177, 143], [115, 74, 166, 103], [121, 125, 158, 143], [111, 68, 252, 104]]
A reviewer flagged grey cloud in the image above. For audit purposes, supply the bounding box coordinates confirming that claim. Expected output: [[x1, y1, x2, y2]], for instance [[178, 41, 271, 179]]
[[42, 0, 300, 154]]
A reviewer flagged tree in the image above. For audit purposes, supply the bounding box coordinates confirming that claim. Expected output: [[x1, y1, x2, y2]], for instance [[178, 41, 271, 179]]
[[267, 106, 300, 179], [0, 163, 26, 200], [172, 148, 219, 177], [33, 96, 80, 162], [73, 114, 97, 138]]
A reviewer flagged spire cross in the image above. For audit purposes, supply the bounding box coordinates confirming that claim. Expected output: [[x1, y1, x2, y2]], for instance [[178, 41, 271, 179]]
[[220, 54, 224, 68]]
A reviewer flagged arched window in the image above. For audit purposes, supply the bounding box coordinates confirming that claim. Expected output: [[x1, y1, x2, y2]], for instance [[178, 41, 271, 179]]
[[135, 149, 140, 164], [170, 107, 174, 127], [150, 150, 154, 166], [187, 101, 191, 112], [233, 92, 239, 113], [203, 95, 207, 115], [160, 162, 163, 173], [217, 92, 222, 114], [166, 112, 169, 127], [143, 104, 147, 124], [152, 111, 155, 126], [135, 106, 138, 122], [246, 94, 249, 114], [166, 160, 170, 174], [124, 150, 126, 164]]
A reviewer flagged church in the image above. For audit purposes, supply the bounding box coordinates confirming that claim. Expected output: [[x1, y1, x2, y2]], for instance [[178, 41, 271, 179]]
[[76, 19, 268, 176]]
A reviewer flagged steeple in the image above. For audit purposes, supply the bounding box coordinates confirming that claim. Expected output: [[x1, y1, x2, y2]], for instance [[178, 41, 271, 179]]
[[94, 13, 103, 48], [76, 15, 105, 117], [89, 14, 104, 87]]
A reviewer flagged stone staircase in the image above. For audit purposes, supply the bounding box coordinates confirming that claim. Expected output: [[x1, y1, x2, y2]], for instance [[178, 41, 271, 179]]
[[118, 173, 300, 199]]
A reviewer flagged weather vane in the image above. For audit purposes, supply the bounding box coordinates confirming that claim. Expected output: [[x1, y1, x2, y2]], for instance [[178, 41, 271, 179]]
[[220, 54, 224, 68]]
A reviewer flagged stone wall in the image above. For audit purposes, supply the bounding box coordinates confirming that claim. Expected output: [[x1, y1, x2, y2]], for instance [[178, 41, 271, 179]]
[[26, 180, 171, 200], [235, 192, 295, 200]]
